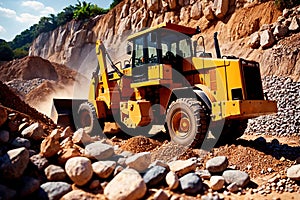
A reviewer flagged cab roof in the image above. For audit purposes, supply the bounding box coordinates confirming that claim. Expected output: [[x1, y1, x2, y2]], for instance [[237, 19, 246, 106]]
[[127, 22, 199, 41]]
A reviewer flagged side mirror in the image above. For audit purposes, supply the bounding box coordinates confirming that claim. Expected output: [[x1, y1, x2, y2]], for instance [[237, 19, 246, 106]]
[[126, 44, 132, 55]]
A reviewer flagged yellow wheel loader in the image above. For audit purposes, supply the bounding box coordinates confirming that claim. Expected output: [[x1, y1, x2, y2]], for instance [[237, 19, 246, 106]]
[[52, 22, 277, 147]]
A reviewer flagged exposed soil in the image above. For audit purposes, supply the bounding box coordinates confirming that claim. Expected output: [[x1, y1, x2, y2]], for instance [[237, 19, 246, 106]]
[[119, 136, 163, 153]]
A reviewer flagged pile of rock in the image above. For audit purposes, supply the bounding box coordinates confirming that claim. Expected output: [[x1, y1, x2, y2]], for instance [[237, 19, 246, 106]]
[[6, 78, 46, 96], [1, 105, 253, 199], [249, 5, 300, 49], [246, 76, 300, 136]]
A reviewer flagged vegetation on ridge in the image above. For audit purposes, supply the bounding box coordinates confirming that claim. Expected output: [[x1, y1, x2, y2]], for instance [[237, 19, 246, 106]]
[[0, 0, 123, 61]]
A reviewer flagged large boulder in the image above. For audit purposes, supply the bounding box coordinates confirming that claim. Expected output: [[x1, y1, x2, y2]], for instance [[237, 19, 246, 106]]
[[84, 141, 114, 160], [191, 1, 203, 20], [45, 165, 67, 181], [30, 154, 49, 170], [222, 170, 250, 188], [289, 16, 300, 31], [204, 3, 215, 21], [125, 152, 151, 172], [287, 164, 300, 180], [249, 32, 260, 49], [273, 24, 288, 39], [214, 0, 229, 19], [206, 156, 228, 173], [40, 135, 60, 158], [40, 182, 71, 200], [21, 122, 45, 140], [65, 157, 93, 186], [260, 30, 275, 49], [0, 147, 29, 179], [104, 168, 147, 200]]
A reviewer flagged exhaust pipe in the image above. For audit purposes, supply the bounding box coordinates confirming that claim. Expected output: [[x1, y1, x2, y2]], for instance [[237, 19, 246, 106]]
[[214, 32, 221, 58]]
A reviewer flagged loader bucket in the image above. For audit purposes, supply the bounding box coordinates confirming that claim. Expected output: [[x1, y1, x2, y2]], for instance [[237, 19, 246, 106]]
[[51, 98, 87, 130]]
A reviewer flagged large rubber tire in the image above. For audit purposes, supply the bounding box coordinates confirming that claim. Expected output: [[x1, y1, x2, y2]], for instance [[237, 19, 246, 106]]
[[166, 98, 209, 147], [77, 102, 104, 136]]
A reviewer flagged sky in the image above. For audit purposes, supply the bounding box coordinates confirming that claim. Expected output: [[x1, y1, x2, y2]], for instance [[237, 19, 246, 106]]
[[0, 0, 113, 41]]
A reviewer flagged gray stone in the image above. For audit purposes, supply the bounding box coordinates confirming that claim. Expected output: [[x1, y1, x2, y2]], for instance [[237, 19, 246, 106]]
[[222, 170, 250, 188], [84, 141, 114, 160], [169, 159, 197, 176], [227, 182, 239, 193], [153, 189, 169, 200], [125, 152, 151, 172], [21, 122, 45, 140], [65, 156, 93, 186], [289, 16, 300, 31], [45, 165, 67, 181], [210, 175, 225, 191], [30, 154, 49, 170], [92, 160, 116, 179], [260, 30, 275, 49], [11, 137, 31, 148], [287, 164, 300, 180], [0, 130, 9, 143], [179, 173, 203, 195], [206, 156, 229, 173], [19, 176, 40, 197], [0, 147, 29, 179], [0, 184, 16, 200], [165, 171, 179, 190], [143, 165, 168, 186], [104, 168, 147, 200], [40, 182, 71, 200], [196, 169, 211, 179]]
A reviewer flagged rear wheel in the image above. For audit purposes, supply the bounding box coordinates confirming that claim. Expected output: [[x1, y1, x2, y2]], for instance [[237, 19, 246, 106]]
[[77, 102, 104, 136], [166, 98, 210, 147]]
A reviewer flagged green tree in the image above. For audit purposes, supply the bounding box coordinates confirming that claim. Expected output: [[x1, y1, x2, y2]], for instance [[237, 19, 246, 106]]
[[0, 41, 14, 61]]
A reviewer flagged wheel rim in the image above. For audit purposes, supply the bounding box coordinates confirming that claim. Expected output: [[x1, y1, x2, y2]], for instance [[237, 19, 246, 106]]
[[171, 111, 191, 138], [80, 110, 91, 128]]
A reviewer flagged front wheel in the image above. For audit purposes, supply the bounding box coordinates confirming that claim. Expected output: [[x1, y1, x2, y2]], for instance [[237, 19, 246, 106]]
[[77, 102, 104, 136], [166, 98, 210, 147]]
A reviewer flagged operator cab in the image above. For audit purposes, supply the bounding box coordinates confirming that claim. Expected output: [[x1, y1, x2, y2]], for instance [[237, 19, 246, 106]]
[[126, 23, 199, 83]]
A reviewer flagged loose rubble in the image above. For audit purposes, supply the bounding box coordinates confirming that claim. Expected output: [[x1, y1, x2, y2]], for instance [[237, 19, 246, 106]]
[[246, 76, 300, 136]]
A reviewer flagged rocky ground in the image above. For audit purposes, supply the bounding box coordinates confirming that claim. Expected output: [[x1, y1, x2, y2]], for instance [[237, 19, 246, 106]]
[[0, 80, 300, 200]]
